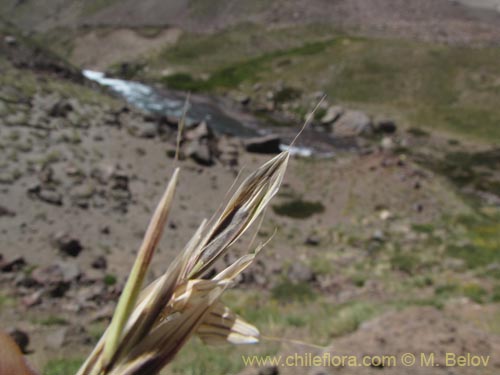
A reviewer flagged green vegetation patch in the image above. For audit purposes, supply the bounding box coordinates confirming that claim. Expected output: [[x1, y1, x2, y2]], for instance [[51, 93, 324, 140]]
[[44, 358, 83, 375], [156, 24, 500, 140], [420, 148, 500, 198], [162, 37, 332, 91], [446, 213, 500, 269], [271, 278, 317, 302], [272, 199, 325, 219]]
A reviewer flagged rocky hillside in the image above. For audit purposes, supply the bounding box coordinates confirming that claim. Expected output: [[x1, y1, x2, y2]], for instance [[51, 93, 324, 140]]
[[1, 9, 500, 375], [2, 0, 500, 70]]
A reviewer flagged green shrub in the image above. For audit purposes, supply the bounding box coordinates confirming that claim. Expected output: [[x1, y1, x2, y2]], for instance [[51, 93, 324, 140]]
[[272, 199, 325, 219], [271, 279, 316, 302], [462, 283, 487, 304], [104, 274, 117, 286]]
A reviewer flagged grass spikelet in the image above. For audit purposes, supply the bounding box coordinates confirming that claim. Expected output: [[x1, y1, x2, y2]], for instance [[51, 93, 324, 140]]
[[76, 150, 290, 375]]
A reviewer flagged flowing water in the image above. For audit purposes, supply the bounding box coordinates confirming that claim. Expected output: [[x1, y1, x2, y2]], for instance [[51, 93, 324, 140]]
[[83, 70, 335, 157]]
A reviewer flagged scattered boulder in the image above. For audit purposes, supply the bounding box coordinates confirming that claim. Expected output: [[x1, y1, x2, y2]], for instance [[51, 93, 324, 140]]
[[91, 163, 116, 185], [259, 366, 279, 375], [0, 256, 26, 272], [138, 122, 157, 138], [32, 261, 80, 285], [0, 205, 16, 217], [243, 135, 281, 154], [69, 181, 95, 201], [305, 234, 321, 246], [4, 35, 17, 46], [91, 256, 107, 270], [321, 105, 344, 124], [331, 110, 373, 138], [375, 120, 397, 134], [287, 262, 316, 283], [7, 329, 30, 354], [186, 140, 214, 166], [380, 136, 394, 150], [371, 229, 385, 242], [49, 100, 73, 117], [22, 291, 43, 307], [184, 121, 213, 142], [53, 233, 83, 257], [45, 328, 67, 350], [38, 189, 63, 206]]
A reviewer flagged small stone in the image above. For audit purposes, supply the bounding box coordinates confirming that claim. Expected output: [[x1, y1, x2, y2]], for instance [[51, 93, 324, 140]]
[[4, 35, 17, 46], [372, 229, 385, 242], [22, 291, 43, 307], [138, 123, 157, 138], [321, 105, 344, 124], [91, 163, 116, 184], [91, 256, 107, 270], [381, 137, 393, 150], [69, 181, 95, 200], [0, 256, 26, 272], [379, 210, 391, 220], [243, 135, 281, 154], [7, 329, 30, 354], [305, 234, 321, 246], [45, 328, 67, 349], [184, 121, 213, 141], [375, 120, 397, 134], [54, 233, 83, 257], [49, 100, 73, 117], [111, 173, 129, 191], [38, 189, 63, 206], [287, 263, 316, 283], [259, 366, 279, 375]]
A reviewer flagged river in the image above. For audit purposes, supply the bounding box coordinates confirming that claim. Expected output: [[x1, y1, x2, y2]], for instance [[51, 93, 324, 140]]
[[83, 70, 337, 157]]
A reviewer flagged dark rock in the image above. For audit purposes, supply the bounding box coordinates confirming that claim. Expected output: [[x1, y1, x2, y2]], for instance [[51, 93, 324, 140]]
[[49, 100, 73, 117], [49, 281, 71, 298], [54, 233, 83, 257], [7, 329, 30, 354], [305, 234, 321, 246], [244, 135, 281, 154], [0, 256, 26, 272], [38, 189, 63, 206], [0, 205, 16, 217], [91, 256, 107, 270], [259, 366, 279, 375], [111, 173, 129, 191], [375, 120, 397, 134], [287, 262, 316, 283], [240, 95, 251, 106]]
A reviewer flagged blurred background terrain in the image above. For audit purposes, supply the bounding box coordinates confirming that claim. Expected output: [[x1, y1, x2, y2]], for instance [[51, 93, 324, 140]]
[[0, 1, 499, 374]]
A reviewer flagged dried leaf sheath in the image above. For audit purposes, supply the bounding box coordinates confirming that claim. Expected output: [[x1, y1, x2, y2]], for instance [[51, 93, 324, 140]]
[[77, 151, 289, 375]]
